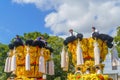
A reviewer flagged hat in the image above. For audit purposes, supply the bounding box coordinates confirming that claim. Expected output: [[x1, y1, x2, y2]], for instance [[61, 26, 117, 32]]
[[95, 66, 100, 69], [92, 27, 95, 29], [37, 37, 41, 40], [87, 68, 90, 70], [69, 29, 73, 32], [77, 67, 81, 70], [16, 35, 19, 37]]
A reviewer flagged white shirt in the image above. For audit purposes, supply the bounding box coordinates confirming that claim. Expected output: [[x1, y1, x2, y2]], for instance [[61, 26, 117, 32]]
[[91, 29, 99, 37], [74, 70, 82, 74], [85, 70, 90, 74], [96, 69, 102, 74], [70, 31, 78, 36]]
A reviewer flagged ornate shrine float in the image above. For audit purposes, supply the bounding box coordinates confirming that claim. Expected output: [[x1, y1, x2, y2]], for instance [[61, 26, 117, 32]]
[[61, 33, 114, 80], [4, 39, 54, 80]]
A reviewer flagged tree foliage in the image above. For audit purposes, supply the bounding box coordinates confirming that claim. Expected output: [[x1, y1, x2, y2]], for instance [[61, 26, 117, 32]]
[[114, 26, 120, 57], [47, 36, 67, 80], [0, 43, 9, 79]]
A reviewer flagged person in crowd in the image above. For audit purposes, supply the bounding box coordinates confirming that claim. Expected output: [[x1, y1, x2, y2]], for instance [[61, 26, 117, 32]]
[[35, 37, 42, 41], [74, 67, 82, 75], [40, 36, 47, 46], [69, 29, 78, 36], [92, 27, 99, 33], [35, 36, 47, 46], [91, 27, 99, 38], [14, 35, 23, 43], [95, 66, 102, 74], [85, 68, 90, 74]]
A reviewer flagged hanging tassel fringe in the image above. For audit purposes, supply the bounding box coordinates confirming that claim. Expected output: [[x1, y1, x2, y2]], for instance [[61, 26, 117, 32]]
[[25, 53, 30, 70], [48, 60, 55, 75], [39, 56, 45, 73], [7, 57, 11, 72], [111, 45, 120, 66], [4, 57, 9, 72], [94, 41, 100, 65], [11, 55, 16, 71], [25, 47, 30, 70], [76, 40, 84, 65], [61, 46, 66, 68], [63, 51, 69, 71]]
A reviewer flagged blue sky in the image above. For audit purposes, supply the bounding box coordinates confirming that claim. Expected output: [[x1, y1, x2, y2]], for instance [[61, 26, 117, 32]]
[[0, 0, 52, 44], [0, 0, 120, 44]]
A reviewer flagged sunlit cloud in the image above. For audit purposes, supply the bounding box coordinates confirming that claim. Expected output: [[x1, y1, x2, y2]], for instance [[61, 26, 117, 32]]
[[12, 0, 120, 37]]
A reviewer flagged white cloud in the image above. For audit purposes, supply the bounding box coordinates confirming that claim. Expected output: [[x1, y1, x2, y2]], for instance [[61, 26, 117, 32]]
[[12, 0, 120, 37], [12, 0, 62, 10]]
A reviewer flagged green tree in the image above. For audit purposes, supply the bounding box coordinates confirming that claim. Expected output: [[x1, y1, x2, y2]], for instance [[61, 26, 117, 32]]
[[23, 32, 42, 40], [114, 26, 120, 57], [47, 36, 67, 80], [0, 43, 9, 79]]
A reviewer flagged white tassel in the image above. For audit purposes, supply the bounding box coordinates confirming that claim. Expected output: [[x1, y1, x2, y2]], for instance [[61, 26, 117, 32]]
[[111, 45, 120, 66], [61, 46, 66, 68], [66, 51, 69, 69], [39, 49, 45, 73], [76, 40, 84, 65], [39, 56, 45, 73], [25, 47, 30, 70], [45, 61, 49, 74], [25, 53, 30, 70], [94, 41, 100, 65], [63, 51, 69, 71], [4, 52, 11, 72], [48, 60, 54, 75], [11, 55, 16, 71], [4, 57, 9, 72], [7, 57, 11, 72]]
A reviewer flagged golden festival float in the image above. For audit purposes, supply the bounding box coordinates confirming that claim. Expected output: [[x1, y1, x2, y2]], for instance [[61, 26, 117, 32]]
[[61, 31, 115, 80], [4, 38, 54, 80]]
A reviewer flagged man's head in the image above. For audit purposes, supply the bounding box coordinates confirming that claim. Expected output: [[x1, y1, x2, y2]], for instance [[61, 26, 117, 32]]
[[95, 66, 100, 71], [77, 67, 81, 71], [87, 68, 90, 71], [16, 35, 19, 38], [37, 37, 41, 41], [69, 29, 73, 33], [92, 27, 96, 32], [92, 27, 95, 29]]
